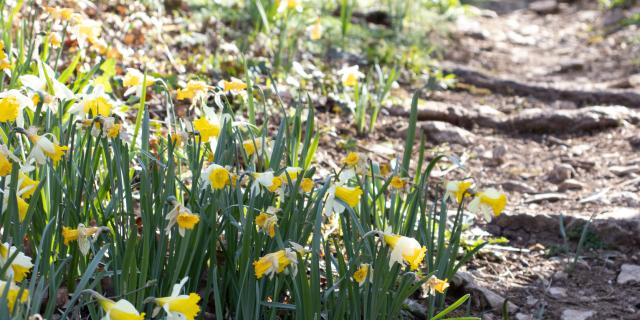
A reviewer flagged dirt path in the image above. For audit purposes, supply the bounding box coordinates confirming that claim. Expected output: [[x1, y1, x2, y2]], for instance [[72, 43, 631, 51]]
[[363, 1, 640, 318]]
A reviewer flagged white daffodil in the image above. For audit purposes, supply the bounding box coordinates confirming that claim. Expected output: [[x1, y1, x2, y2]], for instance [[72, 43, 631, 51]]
[[468, 188, 507, 222], [19, 60, 74, 110], [277, 0, 303, 13], [382, 231, 426, 271], [253, 247, 299, 279], [23, 127, 68, 165], [337, 65, 365, 87], [122, 68, 157, 97], [324, 182, 363, 216], [68, 84, 114, 118], [165, 201, 200, 237], [444, 180, 473, 204], [61, 224, 107, 256], [251, 171, 276, 194], [91, 292, 144, 320], [152, 277, 201, 320], [0, 280, 28, 313], [0, 243, 34, 283], [203, 163, 231, 190], [0, 90, 34, 128]]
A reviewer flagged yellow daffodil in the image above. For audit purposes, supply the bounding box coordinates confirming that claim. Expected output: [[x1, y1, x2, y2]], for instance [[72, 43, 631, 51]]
[[19, 61, 74, 110], [17, 173, 38, 199], [69, 85, 114, 117], [445, 180, 473, 203], [353, 264, 372, 286], [390, 176, 408, 191], [281, 167, 302, 181], [383, 232, 426, 271], [69, 17, 102, 48], [219, 78, 247, 94], [193, 117, 220, 142], [176, 80, 211, 101], [90, 291, 145, 320], [0, 280, 28, 313], [165, 201, 200, 237], [0, 41, 10, 70], [23, 127, 68, 165], [204, 164, 230, 190], [61, 224, 105, 256], [325, 184, 363, 216], [0, 146, 17, 177], [0, 243, 33, 283], [251, 171, 275, 194], [153, 277, 201, 320], [50, 32, 62, 48], [342, 152, 360, 167], [255, 207, 279, 238], [308, 18, 322, 40], [468, 188, 507, 221], [268, 176, 283, 193], [300, 178, 314, 193], [0, 90, 34, 127], [379, 162, 391, 177], [45, 7, 74, 21], [123, 68, 157, 97], [338, 65, 364, 87], [254, 248, 298, 279]]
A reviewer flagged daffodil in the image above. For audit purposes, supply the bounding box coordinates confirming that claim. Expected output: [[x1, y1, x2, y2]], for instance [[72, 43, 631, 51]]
[[17, 173, 38, 199], [308, 18, 322, 40], [69, 85, 114, 118], [69, 17, 102, 48], [19, 61, 74, 110], [251, 171, 275, 194], [165, 201, 200, 237], [204, 164, 230, 190], [389, 176, 408, 191], [468, 188, 507, 221], [379, 162, 391, 177], [425, 276, 449, 295], [277, 0, 303, 13], [255, 207, 279, 238], [0, 280, 28, 313], [176, 80, 211, 102], [61, 224, 106, 256], [325, 184, 363, 216], [281, 167, 302, 181], [45, 7, 74, 21], [342, 152, 360, 167], [338, 65, 364, 87], [254, 248, 299, 279], [300, 177, 314, 193], [353, 264, 372, 286], [122, 68, 157, 97], [153, 277, 201, 320], [0, 243, 33, 283], [193, 117, 220, 142], [89, 291, 145, 320], [219, 78, 247, 94], [0, 90, 33, 127], [0, 146, 17, 177], [383, 232, 426, 271], [22, 127, 68, 165], [445, 180, 473, 203]]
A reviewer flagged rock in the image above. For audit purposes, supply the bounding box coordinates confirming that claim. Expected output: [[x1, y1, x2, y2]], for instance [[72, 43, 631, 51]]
[[561, 309, 595, 320], [506, 106, 640, 133], [609, 165, 640, 177], [630, 136, 640, 150], [552, 270, 568, 281], [557, 179, 585, 192], [629, 74, 640, 88], [609, 192, 640, 207], [452, 272, 519, 314], [548, 163, 574, 183], [471, 104, 507, 128], [501, 180, 537, 194], [515, 313, 533, 320], [617, 264, 640, 284], [420, 121, 475, 146], [529, 0, 559, 14], [548, 287, 567, 298], [524, 193, 568, 204]]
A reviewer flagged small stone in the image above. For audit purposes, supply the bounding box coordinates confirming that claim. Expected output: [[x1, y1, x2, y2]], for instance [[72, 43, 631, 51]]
[[561, 309, 595, 320], [529, 0, 559, 14], [630, 136, 640, 149], [609, 192, 640, 207], [548, 163, 574, 183], [502, 180, 537, 194], [420, 121, 475, 146], [548, 287, 568, 298], [515, 313, 533, 320], [617, 264, 640, 284], [557, 179, 585, 192], [552, 271, 568, 281], [526, 296, 538, 306]]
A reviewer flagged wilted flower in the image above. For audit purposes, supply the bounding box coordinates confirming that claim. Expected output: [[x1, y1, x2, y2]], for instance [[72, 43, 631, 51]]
[[152, 277, 201, 320], [468, 188, 507, 221], [255, 207, 279, 238], [165, 200, 200, 237], [425, 276, 449, 295], [62, 224, 107, 256]]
